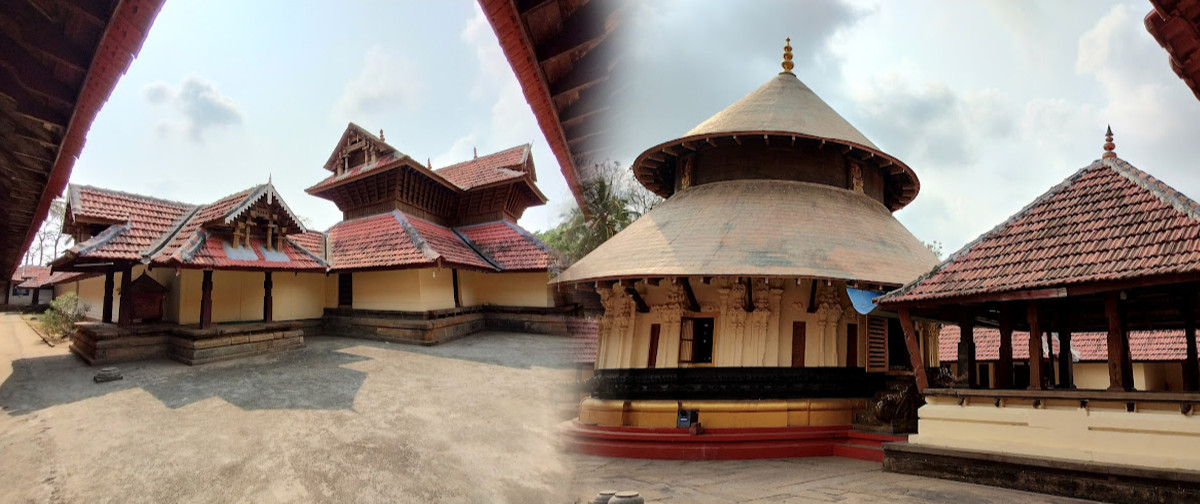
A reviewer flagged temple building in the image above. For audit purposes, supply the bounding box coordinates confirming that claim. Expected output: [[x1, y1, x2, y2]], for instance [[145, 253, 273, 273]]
[[878, 131, 1200, 501], [45, 123, 559, 365], [557, 41, 941, 459]]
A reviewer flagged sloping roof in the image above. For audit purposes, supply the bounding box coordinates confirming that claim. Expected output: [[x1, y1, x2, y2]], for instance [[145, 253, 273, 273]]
[[305, 152, 411, 194], [882, 156, 1200, 305], [629, 70, 920, 210], [288, 231, 327, 261], [435, 144, 530, 189], [554, 179, 939, 285], [940, 325, 1184, 362], [11, 265, 51, 286], [61, 185, 195, 262], [405, 217, 496, 270], [456, 221, 555, 271], [321, 122, 402, 172], [167, 234, 325, 272]]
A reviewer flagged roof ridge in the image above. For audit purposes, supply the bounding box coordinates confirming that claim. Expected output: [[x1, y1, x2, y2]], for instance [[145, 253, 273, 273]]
[[434, 143, 531, 173], [879, 160, 1103, 302], [392, 212, 441, 263], [1106, 157, 1200, 222], [450, 227, 503, 271], [283, 235, 329, 268], [142, 204, 204, 262], [70, 184, 195, 209]]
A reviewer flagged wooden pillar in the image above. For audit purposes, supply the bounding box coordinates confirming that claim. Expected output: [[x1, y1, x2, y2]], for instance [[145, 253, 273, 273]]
[[957, 316, 976, 388], [31, 286, 40, 306], [117, 264, 133, 327], [4, 281, 9, 306], [1182, 295, 1199, 392], [1027, 302, 1045, 390], [102, 269, 115, 323], [1105, 292, 1133, 391], [996, 308, 1014, 388], [897, 307, 929, 390], [1058, 315, 1074, 389], [451, 269, 461, 308], [263, 271, 273, 323], [200, 270, 214, 329]]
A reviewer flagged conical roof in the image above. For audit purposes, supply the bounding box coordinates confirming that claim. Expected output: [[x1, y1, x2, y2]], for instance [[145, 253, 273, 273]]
[[683, 72, 881, 150], [554, 179, 939, 286], [632, 57, 920, 210]]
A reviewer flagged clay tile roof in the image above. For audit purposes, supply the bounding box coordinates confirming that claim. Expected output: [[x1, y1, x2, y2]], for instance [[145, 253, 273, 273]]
[[882, 157, 1200, 304], [554, 179, 939, 285], [288, 231, 326, 261], [435, 144, 530, 190], [326, 211, 494, 271], [61, 185, 196, 262], [939, 325, 1185, 362], [181, 234, 325, 271], [455, 221, 553, 272], [11, 265, 51, 288], [305, 152, 409, 194]]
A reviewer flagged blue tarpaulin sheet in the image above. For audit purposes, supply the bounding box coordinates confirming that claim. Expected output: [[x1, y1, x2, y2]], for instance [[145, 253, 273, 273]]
[[846, 287, 884, 315]]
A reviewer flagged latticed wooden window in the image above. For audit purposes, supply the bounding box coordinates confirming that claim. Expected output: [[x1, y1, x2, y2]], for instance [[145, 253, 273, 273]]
[[679, 317, 714, 364], [865, 316, 888, 372]]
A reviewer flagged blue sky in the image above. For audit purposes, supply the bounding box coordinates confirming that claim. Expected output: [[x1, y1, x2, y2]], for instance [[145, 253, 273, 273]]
[[69, 0, 1200, 257]]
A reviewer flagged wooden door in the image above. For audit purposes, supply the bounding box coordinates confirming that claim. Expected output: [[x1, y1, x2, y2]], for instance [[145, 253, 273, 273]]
[[847, 323, 859, 367], [338, 273, 353, 308], [647, 324, 661, 369], [791, 321, 806, 367]]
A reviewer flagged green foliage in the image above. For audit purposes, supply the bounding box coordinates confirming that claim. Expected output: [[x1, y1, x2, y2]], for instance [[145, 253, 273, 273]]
[[536, 161, 662, 266], [924, 241, 945, 260], [39, 292, 88, 340]]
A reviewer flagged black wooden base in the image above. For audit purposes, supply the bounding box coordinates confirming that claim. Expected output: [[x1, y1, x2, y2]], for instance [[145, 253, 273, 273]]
[[590, 367, 887, 401], [883, 442, 1200, 503]]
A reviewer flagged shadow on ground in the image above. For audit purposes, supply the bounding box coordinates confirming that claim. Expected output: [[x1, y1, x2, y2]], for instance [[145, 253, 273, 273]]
[[0, 331, 572, 416]]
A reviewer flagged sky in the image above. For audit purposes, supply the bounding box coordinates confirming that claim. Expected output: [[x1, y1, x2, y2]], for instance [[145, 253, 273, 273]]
[[70, 0, 1200, 257]]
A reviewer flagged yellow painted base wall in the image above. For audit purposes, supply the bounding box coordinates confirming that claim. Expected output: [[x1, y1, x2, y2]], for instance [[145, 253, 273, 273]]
[[458, 270, 552, 307], [52, 265, 175, 321], [578, 397, 868, 428], [913, 395, 1200, 471], [172, 270, 325, 325]]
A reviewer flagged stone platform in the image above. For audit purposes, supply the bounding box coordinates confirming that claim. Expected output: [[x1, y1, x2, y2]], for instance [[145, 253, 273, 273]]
[[72, 319, 318, 366], [323, 305, 573, 346]]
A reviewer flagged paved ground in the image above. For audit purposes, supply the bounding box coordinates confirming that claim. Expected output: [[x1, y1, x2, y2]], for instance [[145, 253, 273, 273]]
[[568, 455, 1097, 503], [0, 314, 576, 503]]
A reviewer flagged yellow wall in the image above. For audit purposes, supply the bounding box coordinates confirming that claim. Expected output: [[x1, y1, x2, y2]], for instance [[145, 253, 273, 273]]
[[349, 268, 456, 311], [457, 270, 552, 307], [913, 394, 1200, 471], [174, 269, 324, 324]]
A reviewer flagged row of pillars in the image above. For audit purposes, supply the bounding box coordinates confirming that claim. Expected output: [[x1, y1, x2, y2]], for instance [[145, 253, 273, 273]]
[[955, 292, 1200, 392], [103, 266, 275, 330]]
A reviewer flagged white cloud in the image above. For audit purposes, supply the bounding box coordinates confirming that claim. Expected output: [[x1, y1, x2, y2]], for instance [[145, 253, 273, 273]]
[[142, 76, 244, 141], [332, 45, 423, 123]]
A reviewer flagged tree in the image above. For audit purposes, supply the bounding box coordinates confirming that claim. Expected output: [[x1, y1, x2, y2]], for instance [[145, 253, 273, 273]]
[[537, 161, 662, 265], [25, 198, 73, 266]]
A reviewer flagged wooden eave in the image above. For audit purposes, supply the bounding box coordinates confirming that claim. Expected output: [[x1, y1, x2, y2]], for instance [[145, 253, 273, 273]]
[[3, 0, 166, 278], [478, 0, 628, 216], [631, 131, 921, 212]]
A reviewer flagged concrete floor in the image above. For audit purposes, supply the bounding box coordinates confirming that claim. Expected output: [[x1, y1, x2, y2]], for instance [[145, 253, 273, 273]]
[[568, 455, 1098, 503], [0, 314, 575, 503], [0, 313, 1101, 503]]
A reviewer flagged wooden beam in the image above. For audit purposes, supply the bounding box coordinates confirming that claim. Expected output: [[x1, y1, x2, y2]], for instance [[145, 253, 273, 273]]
[[263, 271, 273, 322], [0, 5, 90, 71], [897, 307, 930, 390], [1027, 302, 1045, 390], [744, 277, 754, 312], [957, 315, 976, 388], [534, 0, 616, 64], [451, 268, 461, 308], [995, 306, 1014, 388], [625, 287, 649, 313], [679, 277, 700, 312], [548, 41, 614, 98], [102, 268, 114, 323], [806, 280, 818, 313], [200, 270, 213, 329], [1184, 293, 1200, 392], [1105, 292, 1133, 391]]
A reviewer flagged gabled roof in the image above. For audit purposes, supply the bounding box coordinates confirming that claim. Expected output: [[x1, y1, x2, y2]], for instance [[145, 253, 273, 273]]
[[322, 122, 401, 172], [435, 144, 531, 189], [939, 325, 1184, 363], [881, 156, 1200, 305], [59, 185, 196, 263], [190, 183, 306, 232], [16, 270, 96, 289], [288, 231, 327, 262], [11, 265, 51, 286]]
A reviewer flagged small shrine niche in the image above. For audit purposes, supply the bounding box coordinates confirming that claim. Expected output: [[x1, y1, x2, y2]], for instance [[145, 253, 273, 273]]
[[126, 273, 169, 322], [223, 187, 303, 254], [334, 130, 390, 176]]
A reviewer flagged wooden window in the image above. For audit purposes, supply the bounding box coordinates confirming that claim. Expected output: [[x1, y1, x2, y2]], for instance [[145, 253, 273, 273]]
[[679, 317, 714, 364], [846, 323, 859, 368], [865, 316, 888, 372], [338, 273, 353, 308], [647, 324, 661, 369], [791, 321, 807, 367]]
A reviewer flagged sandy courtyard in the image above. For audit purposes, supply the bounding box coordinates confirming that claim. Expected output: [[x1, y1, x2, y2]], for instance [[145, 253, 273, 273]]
[[0, 314, 574, 503]]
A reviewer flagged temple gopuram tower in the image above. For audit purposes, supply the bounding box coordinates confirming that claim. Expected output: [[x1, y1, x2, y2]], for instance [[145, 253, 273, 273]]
[[558, 40, 941, 459]]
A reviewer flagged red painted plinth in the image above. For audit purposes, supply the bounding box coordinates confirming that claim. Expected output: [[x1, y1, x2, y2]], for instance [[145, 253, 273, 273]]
[[561, 422, 907, 462]]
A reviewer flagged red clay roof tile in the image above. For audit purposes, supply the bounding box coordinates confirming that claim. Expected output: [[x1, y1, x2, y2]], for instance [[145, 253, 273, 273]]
[[435, 144, 530, 190], [940, 325, 1185, 362], [456, 221, 554, 271]]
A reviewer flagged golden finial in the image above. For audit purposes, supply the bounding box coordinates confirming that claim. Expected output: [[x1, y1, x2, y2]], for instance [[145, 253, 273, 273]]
[[1102, 125, 1117, 159], [781, 37, 794, 74], [427, 158, 432, 169], [379, 129, 385, 141]]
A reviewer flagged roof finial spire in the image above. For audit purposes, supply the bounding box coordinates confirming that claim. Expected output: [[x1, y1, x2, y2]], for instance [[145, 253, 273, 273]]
[[427, 158, 432, 169], [473, 147, 478, 159], [1102, 125, 1117, 159], [379, 129, 385, 142], [781, 37, 794, 74]]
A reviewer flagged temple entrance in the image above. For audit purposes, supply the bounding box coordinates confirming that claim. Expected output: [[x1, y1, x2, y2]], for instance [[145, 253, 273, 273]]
[[338, 273, 352, 308]]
